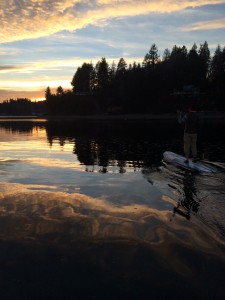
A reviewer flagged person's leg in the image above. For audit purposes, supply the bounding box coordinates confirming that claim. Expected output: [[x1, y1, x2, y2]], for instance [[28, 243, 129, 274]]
[[184, 133, 191, 161], [190, 134, 197, 159]]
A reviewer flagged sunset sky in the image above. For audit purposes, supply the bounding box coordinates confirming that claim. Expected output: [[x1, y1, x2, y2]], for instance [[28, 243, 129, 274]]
[[0, 0, 225, 102]]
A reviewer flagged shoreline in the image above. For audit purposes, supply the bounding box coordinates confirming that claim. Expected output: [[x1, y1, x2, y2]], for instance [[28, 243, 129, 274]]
[[0, 111, 224, 121]]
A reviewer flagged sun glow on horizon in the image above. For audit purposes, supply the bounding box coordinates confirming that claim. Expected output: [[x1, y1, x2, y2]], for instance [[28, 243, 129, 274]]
[[31, 97, 46, 102]]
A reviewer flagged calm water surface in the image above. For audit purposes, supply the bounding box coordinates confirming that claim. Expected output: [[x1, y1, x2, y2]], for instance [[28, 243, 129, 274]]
[[0, 118, 225, 299]]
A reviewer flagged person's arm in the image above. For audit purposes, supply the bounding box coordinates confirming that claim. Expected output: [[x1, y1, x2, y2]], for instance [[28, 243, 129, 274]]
[[177, 110, 187, 124]]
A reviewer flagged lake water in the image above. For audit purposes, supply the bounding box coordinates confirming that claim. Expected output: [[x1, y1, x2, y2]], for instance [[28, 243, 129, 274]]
[[0, 118, 225, 299]]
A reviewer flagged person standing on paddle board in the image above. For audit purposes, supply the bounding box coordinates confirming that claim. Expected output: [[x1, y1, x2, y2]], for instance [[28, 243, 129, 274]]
[[177, 104, 199, 163]]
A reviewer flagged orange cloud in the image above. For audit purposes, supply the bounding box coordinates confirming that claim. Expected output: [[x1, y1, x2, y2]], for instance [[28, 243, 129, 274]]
[[0, 180, 224, 260], [1, 0, 225, 43]]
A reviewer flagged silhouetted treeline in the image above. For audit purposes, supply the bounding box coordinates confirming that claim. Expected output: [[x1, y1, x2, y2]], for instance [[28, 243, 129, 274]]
[[0, 98, 46, 116], [45, 42, 225, 115], [1, 42, 225, 116]]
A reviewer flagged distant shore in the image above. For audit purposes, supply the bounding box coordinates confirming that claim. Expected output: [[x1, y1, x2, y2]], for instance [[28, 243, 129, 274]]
[[0, 111, 225, 121]]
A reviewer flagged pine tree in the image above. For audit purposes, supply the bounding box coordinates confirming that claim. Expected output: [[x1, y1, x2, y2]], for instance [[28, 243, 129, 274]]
[[71, 63, 93, 93], [198, 41, 210, 87], [142, 44, 160, 70], [45, 86, 52, 101]]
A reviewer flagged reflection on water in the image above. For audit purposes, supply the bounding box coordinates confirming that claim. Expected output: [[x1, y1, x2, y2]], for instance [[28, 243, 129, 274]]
[[1, 181, 225, 299], [173, 171, 199, 220], [0, 119, 225, 299], [0, 119, 181, 173], [145, 165, 225, 244]]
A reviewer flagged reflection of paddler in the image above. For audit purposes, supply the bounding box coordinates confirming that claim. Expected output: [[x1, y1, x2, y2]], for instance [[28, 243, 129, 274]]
[[172, 171, 199, 220], [173, 201, 199, 220], [173, 203, 190, 220]]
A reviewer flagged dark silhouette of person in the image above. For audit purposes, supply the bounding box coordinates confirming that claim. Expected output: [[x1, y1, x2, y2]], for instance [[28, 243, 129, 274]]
[[177, 104, 199, 163]]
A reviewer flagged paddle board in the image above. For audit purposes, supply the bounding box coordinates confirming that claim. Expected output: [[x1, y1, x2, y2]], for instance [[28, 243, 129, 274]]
[[163, 151, 217, 173]]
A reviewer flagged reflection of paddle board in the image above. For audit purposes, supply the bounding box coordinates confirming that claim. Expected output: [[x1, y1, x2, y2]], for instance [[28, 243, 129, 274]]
[[163, 151, 217, 173]]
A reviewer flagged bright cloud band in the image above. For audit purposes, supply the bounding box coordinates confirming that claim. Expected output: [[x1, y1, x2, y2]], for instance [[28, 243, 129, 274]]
[[181, 17, 225, 31], [1, 0, 225, 43]]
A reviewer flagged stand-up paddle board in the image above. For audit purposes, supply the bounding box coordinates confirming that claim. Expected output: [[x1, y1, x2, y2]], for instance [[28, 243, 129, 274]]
[[163, 151, 217, 173]]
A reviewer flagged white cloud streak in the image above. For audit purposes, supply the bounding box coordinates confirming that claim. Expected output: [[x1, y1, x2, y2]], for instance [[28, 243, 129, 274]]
[[0, 56, 143, 74], [1, 0, 225, 43], [181, 17, 225, 31]]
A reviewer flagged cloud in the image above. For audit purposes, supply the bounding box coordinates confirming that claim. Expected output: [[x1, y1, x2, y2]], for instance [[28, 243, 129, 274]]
[[0, 79, 71, 90], [1, 0, 225, 43], [0, 59, 81, 75], [181, 17, 225, 31], [1, 181, 225, 253], [0, 89, 45, 101], [0, 65, 21, 72], [0, 56, 143, 75]]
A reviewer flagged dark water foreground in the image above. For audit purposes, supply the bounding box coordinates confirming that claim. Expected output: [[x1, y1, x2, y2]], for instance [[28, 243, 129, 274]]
[[0, 118, 225, 299], [1, 182, 225, 300]]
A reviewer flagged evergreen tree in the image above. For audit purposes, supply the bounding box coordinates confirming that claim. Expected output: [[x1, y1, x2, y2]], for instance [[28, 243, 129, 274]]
[[71, 63, 93, 93], [210, 45, 224, 83], [169, 45, 188, 89], [95, 57, 110, 91], [56, 86, 64, 97], [187, 43, 201, 86], [198, 41, 210, 88], [142, 44, 160, 70], [162, 48, 171, 61], [45, 86, 52, 101], [116, 58, 127, 75], [210, 45, 225, 109]]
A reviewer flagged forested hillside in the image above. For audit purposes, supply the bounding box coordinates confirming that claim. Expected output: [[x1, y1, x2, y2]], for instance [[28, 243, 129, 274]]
[[1, 42, 225, 116]]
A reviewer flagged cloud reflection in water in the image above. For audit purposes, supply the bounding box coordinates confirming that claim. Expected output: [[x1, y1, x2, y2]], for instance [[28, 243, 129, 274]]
[[0, 182, 224, 262]]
